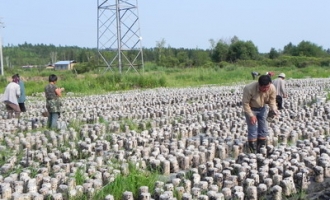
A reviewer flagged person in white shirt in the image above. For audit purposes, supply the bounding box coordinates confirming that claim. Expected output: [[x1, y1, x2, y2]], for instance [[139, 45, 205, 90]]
[[272, 73, 287, 110], [2, 74, 21, 119]]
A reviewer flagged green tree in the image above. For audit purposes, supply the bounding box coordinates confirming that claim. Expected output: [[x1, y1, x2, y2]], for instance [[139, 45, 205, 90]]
[[209, 39, 216, 51], [230, 35, 239, 44], [283, 42, 297, 55], [155, 38, 166, 66], [212, 42, 229, 62], [227, 40, 259, 62], [176, 51, 190, 67], [269, 48, 280, 59], [190, 49, 211, 67], [295, 41, 326, 57]]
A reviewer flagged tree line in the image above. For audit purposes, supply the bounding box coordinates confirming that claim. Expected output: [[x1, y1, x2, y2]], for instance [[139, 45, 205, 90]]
[[2, 36, 330, 73]]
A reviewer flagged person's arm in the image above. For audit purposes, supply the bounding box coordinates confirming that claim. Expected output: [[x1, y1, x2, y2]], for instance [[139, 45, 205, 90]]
[[16, 85, 21, 98], [242, 87, 253, 117], [269, 85, 278, 111], [20, 82, 26, 97], [55, 87, 64, 97], [242, 87, 258, 124]]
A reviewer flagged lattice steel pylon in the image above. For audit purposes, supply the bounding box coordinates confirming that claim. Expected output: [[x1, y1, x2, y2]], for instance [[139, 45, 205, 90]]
[[97, 0, 144, 74]]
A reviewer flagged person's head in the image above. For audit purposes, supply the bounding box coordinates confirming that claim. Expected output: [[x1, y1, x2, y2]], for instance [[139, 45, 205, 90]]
[[278, 73, 285, 79], [258, 75, 272, 92], [12, 74, 19, 83], [266, 71, 275, 77], [49, 74, 58, 83]]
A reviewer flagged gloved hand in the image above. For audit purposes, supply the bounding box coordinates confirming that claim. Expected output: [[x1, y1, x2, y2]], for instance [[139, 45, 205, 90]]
[[268, 110, 280, 119]]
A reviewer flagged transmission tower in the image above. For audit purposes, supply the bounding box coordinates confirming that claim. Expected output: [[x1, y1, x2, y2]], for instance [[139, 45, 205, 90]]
[[97, 0, 144, 74], [0, 18, 4, 76]]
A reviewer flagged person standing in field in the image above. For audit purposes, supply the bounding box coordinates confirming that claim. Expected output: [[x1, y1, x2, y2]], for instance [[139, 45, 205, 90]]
[[242, 75, 278, 153], [45, 74, 64, 129], [16, 74, 27, 112], [2, 74, 21, 119], [272, 73, 287, 110]]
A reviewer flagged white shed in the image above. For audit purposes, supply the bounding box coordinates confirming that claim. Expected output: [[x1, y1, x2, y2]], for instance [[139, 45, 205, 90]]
[[54, 60, 76, 70]]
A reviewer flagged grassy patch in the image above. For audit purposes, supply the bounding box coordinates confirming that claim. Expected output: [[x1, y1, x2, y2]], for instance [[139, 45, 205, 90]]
[[93, 163, 159, 200], [74, 167, 87, 185], [119, 119, 139, 132], [3, 65, 330, 96]]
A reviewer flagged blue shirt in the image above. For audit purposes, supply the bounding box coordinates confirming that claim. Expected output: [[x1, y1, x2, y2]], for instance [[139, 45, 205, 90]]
[[17, 80, 26, 103]]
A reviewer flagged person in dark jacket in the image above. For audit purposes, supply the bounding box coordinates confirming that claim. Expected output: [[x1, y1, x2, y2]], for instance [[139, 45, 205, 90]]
[[16, 74, 27, 112], [251, 71, 260, 80]]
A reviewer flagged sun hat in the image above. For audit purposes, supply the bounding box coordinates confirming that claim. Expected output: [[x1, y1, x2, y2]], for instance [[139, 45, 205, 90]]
[[278, 73, 285, 78]]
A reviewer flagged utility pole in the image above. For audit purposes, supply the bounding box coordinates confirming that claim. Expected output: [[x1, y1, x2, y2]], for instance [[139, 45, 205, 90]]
[[0, 19, 4, 76]]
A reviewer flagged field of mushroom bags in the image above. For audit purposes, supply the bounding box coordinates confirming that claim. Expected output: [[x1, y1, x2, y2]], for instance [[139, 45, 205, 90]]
[[1, 78, 330, 200]]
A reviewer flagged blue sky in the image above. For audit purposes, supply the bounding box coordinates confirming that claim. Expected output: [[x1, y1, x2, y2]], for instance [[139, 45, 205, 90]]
[[0, 0, 329, 53]]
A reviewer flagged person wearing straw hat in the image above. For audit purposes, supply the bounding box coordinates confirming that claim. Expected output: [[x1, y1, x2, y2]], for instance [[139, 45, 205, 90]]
[[272, 73, 287, 110]]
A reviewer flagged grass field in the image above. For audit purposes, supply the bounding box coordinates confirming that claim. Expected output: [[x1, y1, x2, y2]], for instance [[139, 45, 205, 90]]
[[1, 64, 330, 96]]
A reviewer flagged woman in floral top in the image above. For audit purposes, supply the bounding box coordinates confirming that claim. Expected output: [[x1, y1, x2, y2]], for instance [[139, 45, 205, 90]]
[[44, 74, 64, 129]]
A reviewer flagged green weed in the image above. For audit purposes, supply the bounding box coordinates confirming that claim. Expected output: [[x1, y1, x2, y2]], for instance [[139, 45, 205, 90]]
[[93, 162, 159, 200], [68, 119, 84, 132], [282, 189, 308, 200], [74, 167, 87, 185], [27, 166, 39, 178], [119, 119, 138, 132], [0, 148, 12, 166]]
